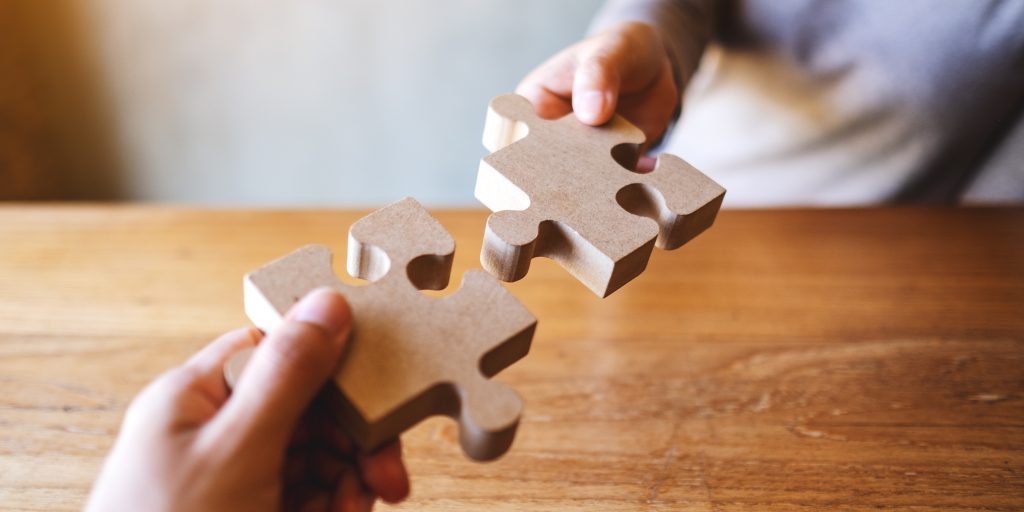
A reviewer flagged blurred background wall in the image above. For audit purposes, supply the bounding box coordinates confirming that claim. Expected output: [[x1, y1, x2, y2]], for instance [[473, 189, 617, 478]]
[[1, 0, 603, 205]]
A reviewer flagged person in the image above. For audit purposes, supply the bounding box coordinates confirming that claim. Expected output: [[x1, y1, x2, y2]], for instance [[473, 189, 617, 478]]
[[517, 0, 1024, 206], [85, 288, 410, 512]]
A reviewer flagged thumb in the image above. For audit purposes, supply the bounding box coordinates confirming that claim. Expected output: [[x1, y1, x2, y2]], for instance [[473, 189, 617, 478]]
[[572, 50, 620, 126], [214, 287, 352, 446]]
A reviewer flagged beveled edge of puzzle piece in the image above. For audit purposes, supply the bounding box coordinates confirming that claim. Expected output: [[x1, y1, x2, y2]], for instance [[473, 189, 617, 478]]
[[622, 153, 726, 250], [225, 198, 537, 461], [482, 94, 535, 153], [333, 270, 537, 461], [479, 211, 657, 298], [234, 252, 536, 461], [484, 93, 646, 154], [476, 93, 726, 298], [347, 197, 455, 289]]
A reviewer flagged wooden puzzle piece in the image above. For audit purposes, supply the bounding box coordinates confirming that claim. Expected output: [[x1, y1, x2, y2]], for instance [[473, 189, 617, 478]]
[[225, 198, 537, 461], [475, 94, 726, 297]]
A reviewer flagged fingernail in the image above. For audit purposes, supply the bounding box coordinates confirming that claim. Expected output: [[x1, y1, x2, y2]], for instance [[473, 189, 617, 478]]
[[575, 91, 606, 123], [637, 155, 657, 173], [290, 287, 351, 342]]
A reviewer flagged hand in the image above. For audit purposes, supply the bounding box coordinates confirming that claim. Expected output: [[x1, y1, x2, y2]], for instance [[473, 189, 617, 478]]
[[86, 288, 409, 512], [517, 21, 681, 168]]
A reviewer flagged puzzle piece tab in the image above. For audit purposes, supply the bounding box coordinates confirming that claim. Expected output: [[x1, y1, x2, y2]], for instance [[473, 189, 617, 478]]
[[475, 94, 726, 297], [226, 198, 537, 461]]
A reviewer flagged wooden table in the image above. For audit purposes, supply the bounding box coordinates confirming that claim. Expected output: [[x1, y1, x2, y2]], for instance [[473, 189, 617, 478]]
[[1, 206, 1021, 511]]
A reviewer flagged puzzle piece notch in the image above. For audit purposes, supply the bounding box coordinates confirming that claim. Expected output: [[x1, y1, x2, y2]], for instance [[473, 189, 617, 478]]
[[617, 153, 726, 250], [475, 93, 726, 297], [229, 197, 537, 461], [346, 197, 455, 290]]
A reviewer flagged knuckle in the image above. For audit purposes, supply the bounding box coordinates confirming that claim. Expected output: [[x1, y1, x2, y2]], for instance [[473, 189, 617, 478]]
[[262, 321, 334, 376], [140, 367, 194, 401], [160, 365, 204, 396], [584, 53, 613, 71], [123, 366, 198, 425]]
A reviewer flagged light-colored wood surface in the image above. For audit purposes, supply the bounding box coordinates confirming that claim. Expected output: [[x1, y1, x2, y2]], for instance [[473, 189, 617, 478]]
[[0, 205, 1022, 511], [233, 197, 536, 461], [477, 93, 725, 298]]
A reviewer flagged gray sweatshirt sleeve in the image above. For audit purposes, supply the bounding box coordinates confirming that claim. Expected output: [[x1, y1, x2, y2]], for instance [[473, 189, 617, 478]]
[[589, 0, 717, 89]]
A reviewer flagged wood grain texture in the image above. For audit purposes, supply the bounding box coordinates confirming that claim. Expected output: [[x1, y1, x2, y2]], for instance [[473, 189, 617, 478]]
[[0, 205, 1021, 511]]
